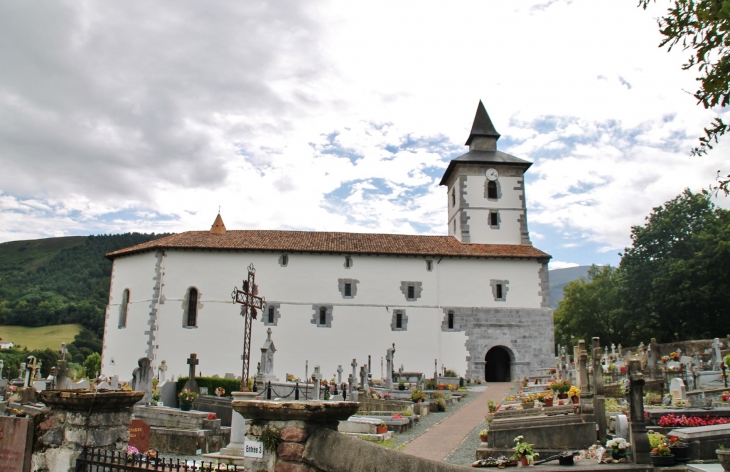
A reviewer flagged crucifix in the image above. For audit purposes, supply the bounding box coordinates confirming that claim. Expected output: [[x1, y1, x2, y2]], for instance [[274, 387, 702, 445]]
[[26, 356, 40, 387], [231, 263, 267, 391]]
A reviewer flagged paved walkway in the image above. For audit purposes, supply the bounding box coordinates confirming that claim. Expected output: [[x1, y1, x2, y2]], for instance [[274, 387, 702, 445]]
[[402, 382, 516, 462]]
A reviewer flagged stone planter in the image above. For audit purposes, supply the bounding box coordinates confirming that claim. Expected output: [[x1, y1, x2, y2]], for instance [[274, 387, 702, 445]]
[[650, 454, 675, 467], [521, 402, 534, 409], [39, 389, 144, 410], [717, 449, 730, 471]]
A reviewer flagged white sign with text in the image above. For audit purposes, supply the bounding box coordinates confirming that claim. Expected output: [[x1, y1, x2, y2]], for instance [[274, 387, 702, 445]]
[[244, 440, 264, 458]]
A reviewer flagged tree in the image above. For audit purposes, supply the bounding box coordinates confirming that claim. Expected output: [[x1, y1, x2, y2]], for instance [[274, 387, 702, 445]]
[[621, 189, 730, 341], [83, 352, 102, 379], [554, 265, 639, 347], [640, 0, 730, 191]]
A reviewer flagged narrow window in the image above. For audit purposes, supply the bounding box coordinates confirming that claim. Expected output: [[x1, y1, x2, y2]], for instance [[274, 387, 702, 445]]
[[448, 311, 454, 329], [396, 311, 403, 329], [490, 212, 499, 226], [487, 181, 498, 199], [268, 306, 274, 324], [345, 256, 351, 268], [407, 285, 415, 299], [344, 283, 352, 297], [426, 260, 433, 271], [119, 289, 130, 328], [282, 254, 288, 266], [451, 188, 456, 206], [496, 284, 503, 299], [187, 288, 198, 327], [453, 220, 456, 234], [319, 306, 327, 325]]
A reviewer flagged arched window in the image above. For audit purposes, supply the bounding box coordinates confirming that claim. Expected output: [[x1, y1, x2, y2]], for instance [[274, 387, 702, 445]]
[[487, 181, 498, 199], [448, 311, 454, 330], [345, 256, 351, 268], [319, 306, 327, 326], [187, 288, 198, 327], [119, 289, 130, 328], [282, 254, 288, 266], [268, 306, 275, 324]]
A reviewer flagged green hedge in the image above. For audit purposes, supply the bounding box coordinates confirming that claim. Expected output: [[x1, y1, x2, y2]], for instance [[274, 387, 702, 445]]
[[176, 377, 242, 396]]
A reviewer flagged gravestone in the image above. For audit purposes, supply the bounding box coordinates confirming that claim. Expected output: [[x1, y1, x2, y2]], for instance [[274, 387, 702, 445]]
[[183, 353, 200, 393], [72, 379, 90, 390], [128, 418, 151, 453], [337, 365, 343, 385], [255, 328, 278, 384], [312, 366, 322, 400], [132, 357, 154, 404], [669, 378, 687, 401], [359, 366, 368, 390], [55, 359, 71, 390], [111, 375, 119, 390], [714, 338, 724, 370], [0, 416, 34, 472], [158, 360, 168, 382], [225, 373, 236, 379], [628, 358, 651, 464], [350, 359, 357, 393], [158, 381, 178, 408], [385, 346, 395, 389]]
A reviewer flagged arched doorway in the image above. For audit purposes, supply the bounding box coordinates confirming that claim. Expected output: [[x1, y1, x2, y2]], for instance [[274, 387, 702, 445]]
[[485, 346, 512, 382]]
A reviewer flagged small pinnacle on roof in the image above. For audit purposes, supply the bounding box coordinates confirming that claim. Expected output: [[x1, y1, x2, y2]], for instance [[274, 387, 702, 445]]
[[210, 213, 227, 234], [465, 100, 501, 146]]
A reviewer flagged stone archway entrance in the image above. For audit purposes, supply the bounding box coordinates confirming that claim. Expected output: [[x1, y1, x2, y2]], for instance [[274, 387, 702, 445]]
[[485, 346, 512, 382]]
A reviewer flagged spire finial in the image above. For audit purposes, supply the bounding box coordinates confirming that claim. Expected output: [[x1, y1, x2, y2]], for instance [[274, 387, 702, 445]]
[[465, 100, 500, 147], [210, 212, 227, 234]]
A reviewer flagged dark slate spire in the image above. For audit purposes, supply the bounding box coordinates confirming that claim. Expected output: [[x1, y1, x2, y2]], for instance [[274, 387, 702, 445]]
[[465, 100, 500, 146]]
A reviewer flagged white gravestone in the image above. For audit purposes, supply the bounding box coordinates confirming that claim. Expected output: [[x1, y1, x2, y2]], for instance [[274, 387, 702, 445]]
[[669, 378, 687, 401]]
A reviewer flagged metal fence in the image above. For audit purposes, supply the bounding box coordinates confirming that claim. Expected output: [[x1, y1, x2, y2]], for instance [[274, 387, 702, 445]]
[[75, 448, 240, 472]]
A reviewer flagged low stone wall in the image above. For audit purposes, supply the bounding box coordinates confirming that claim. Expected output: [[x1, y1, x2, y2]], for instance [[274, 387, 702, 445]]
[[231, 400, 474, 472], [356, 398, 413, 413]]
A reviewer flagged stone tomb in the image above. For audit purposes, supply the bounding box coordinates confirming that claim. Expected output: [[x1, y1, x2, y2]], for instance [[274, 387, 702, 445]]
[[128, 419, 151, 453], [132, 405, 230, 455], [0, 416, 33, 472], [669, 423, 730, 461]]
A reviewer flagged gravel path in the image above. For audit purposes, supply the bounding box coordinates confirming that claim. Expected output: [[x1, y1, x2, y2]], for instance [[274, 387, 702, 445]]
[[443, 382, 521, 466]]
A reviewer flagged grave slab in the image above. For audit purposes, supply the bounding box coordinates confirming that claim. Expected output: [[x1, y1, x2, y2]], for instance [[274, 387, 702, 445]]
[[0, 416, 33, 472], [669, 423, 730, 460]]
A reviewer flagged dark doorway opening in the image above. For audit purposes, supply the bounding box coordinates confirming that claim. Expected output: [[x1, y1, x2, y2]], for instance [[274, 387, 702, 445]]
[[485, 346, 511, 382]]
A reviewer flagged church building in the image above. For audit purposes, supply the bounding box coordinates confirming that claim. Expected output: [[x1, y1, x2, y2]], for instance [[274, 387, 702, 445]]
[[102, 102, 554, 383]]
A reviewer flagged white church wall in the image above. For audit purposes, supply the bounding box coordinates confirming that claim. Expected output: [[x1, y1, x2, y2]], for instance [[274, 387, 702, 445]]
[[102, 248, 547, 381], [464, 209, 523, 245]]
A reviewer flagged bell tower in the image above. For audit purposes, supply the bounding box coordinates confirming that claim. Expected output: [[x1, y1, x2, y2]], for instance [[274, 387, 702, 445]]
[[439, 101, 533, 245]]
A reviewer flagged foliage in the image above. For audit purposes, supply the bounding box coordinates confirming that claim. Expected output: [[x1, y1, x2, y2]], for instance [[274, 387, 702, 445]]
[[606, 437, 631, 453], [480, 429, 489, 438], [649, 432, 667, 448], [402, 409, 413, 417], [178, 389, 198, 404], [0, 324, 82, 351], [0, 346, 63, 378], [410, 387, 426, 402], [176, 376, 241, 396], [83, 352, 101, 378], [443, 369, 458, 377], [549, 380, 571, 394], [488, 400, 499, 412], [0, 233, 167, 337], [645, 392, 663, 405], [556, 190, 730, 344], [260, 426, 282, 454], [568, 386, 581, 397], [639, 0, 730, 168], [652, 444, 672, 456], [436, 398, 447, 411]]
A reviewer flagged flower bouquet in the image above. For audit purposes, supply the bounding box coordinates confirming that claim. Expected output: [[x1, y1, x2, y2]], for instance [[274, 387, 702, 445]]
[[606, 437, 630, 460]]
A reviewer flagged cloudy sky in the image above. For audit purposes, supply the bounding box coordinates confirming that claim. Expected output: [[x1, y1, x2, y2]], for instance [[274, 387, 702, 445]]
[[1, 0, 728, 268]]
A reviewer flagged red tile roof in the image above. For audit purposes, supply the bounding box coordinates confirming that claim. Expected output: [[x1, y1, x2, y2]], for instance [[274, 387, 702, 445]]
[[106, 230, 551, 260]]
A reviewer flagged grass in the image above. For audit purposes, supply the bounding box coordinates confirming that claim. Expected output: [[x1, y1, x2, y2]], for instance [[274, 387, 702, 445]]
[[0, 324, 83, 350]]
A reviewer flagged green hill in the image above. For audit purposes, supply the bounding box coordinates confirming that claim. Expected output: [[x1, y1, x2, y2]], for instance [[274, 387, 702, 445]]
[[548, 266, 592, 309], [0, 233, 168, 337]]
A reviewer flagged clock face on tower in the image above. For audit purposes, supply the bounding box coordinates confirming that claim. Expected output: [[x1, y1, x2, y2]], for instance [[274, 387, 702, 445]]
[[486, 168, 499, 181]]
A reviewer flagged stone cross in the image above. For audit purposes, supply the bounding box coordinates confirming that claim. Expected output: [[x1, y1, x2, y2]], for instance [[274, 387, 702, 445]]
[[359, 365, 367, 390], [577, 340, 588, 389], [312, 366, 322, 400], [305, 360, 308, 382], [347, 373, 354, 395], [385, 347, 395, 389], [337, 365, 343, 385], [713, 338, 723, 370], [60, 342, 67, 361], [611, 344, 616, 359], [26, 356, 40, 388], [367, 355, 372, 383], [19, 362, 27, 383], [350, 359, 357, 390], [158, 360, 168, 382], [188, 353, 199, 379], [434, 359, 438, 381], [628, 358, 651, 464], [55, 359, 71, 389], [618, 344, 623, 360]]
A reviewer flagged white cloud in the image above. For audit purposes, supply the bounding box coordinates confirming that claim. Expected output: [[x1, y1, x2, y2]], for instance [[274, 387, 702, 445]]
[[549, 261, 580, 270], [0, 0, 727, 271]]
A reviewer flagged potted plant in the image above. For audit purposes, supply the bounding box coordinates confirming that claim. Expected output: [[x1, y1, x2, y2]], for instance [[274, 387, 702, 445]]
[[511, 435, 538, 466], [479, 429, 489, 443], [398, 380, 406, 391], [651, 443, 675, 466], [667, 436, 689, 462], [437, 383, 445, 390], [178, 389, 198, 411], [521, 394, 535, 409], [376, 420, 388, 434], [537, 393, 553, 407], [568, 386, 580, 404], [606, 438, 630, 461], [410, 388, 426, 403]]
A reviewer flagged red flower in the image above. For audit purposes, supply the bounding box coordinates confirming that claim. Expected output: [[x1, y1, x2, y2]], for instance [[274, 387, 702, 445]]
[[207, 413, 217, 420]]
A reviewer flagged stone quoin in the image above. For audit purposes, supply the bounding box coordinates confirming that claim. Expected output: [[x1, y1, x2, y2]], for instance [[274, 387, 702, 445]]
[[101, 102, 554, 382]]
